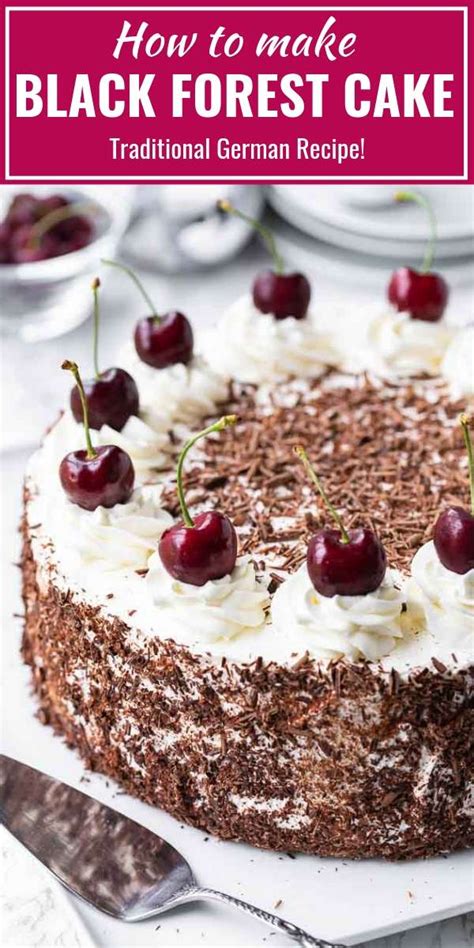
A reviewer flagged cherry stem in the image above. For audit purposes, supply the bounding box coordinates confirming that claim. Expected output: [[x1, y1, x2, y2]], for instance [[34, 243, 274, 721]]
[[27, 201, 96, 249], [101, 259, 159, 320], [394, 190, 437, 273], [294, 445, 350, 543], [176, 415, 238, 528], [62, 360, 96, 460], [217, 199, 284, 275], [91, 277, 101, 379], [459, 413, 474, 516]]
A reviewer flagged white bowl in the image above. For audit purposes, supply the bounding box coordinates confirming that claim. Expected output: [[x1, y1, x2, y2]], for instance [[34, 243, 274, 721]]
[[0, 187, 133, 342]]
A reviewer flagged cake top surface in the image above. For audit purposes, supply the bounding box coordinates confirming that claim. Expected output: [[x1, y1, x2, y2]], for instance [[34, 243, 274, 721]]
[[23, 286, 474, 676], [162, 373, 467, 577]]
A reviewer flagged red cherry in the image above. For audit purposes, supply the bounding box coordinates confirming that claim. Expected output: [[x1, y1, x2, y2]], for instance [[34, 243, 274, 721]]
[[71, 368, 139, 432], [252, 270, 311, 320], [159, 511, 238, 587], [69, 279, 139, 431], [134, 312, 194, 368], [67, 222, 93, 251], [59, 445, 134, 512], [295, 446, 387, 597], [6, 193, 40, 228], [31, 200, 94, 254], [388, 191, 449, 322], [307, 527, 386, 597], [217, 199, 311, 321], [388, 267, 448, 323], [60, 361, 134, 511], [158, 415, 238, 586], [10, 225, 54, 263], [434, 507, 474, 575], [0, 222, 12, 263], [102, 259, 194, 369], [433, 415, 474, 575], [53, 213, 92, 243]]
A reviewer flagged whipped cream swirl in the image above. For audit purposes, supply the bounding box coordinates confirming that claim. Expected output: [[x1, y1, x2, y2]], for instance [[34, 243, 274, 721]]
[[41, 410, 170, 483], [202, 295, 338, 384], [118, 344, 229, 428], [368, 311, 454, 379], [146, 554, 270, 646], [441, 326, 474, 399], [58, 486, 173, 572], [271, 564, 406, 662], [411, 541, 474, 645]]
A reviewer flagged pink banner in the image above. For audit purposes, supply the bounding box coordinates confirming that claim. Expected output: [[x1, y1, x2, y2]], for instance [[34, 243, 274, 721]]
[[2, 5, 469, 182]]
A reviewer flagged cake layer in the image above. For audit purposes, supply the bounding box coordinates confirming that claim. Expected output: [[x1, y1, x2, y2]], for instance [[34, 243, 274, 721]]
[[22, 518, 474, 860]]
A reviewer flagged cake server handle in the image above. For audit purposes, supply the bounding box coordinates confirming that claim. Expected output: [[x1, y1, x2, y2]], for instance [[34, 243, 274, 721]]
[[186, 886, 346, 947]]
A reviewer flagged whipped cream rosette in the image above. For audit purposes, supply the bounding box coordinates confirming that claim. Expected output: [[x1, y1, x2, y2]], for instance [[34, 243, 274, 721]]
[[271, 564, 405, 662], [441, 325, 474, 399], [119, 342, 229, 428], [147, 554, 269, 647], [203, 295, 338, 385]]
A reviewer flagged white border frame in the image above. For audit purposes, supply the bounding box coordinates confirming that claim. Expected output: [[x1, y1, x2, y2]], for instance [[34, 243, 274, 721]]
[[3, 5, 469, 181]]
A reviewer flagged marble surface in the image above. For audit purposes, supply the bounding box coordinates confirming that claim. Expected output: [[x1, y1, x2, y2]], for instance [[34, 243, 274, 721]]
[[1, 235, 473, 948]]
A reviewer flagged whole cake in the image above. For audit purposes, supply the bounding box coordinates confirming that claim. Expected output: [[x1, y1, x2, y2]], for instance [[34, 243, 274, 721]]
[[21, 203, 474, 860]]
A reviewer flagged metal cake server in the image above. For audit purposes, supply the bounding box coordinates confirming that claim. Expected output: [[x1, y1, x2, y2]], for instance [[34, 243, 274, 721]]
[[0, 756, 344, 947]]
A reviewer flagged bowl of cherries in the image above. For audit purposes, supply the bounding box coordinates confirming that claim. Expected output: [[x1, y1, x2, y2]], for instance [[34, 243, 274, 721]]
[[0, 187, 131, 342]]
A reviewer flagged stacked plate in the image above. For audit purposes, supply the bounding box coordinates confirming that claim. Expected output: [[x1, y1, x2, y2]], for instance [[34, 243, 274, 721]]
[[268, 185, 474, 262]]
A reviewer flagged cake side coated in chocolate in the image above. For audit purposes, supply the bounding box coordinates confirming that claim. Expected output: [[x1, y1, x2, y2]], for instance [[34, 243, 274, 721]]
[[21, 507, 474, 860]]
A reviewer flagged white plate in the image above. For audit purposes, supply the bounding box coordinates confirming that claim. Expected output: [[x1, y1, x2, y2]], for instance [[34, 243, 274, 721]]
[[269, 186, 474, 241], [268, 186, 474, 260], [1, 449, 473, 948]]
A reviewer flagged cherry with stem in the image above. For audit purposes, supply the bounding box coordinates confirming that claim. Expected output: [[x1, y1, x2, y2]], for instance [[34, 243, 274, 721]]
[[159, 415, 238, 586], [60, 361, 135, 511], [102, 258, 194, 369], [387, 190, 448, 322], [217, 199, 311, 321], [294, 446, 386, 597], [69, 278, 139, 432], [433, 413, 474, 574]]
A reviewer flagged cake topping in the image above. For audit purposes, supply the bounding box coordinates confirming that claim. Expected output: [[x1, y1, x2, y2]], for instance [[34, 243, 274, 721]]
[[271, 563, 405, 663], [63, 485, 172, 573], [59, 361, 135, 511], [159, 415, 238, 586], [118, 344, 230, 429], [164, 377, 466, 576], [202, 297, 337, 386], [294, 445, 386, 597], [217, 199, 311, 320], [441, 326, 474, 399], [433, 413, 474, 575], [387, 191, 449, 323], [147, 553, 269, 646], [102, 259, 194, 369], [42, 408, 171, 486], [69, 278, 140, 432], [411, 539, 473, 645], [367, 307, 454, 379]]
